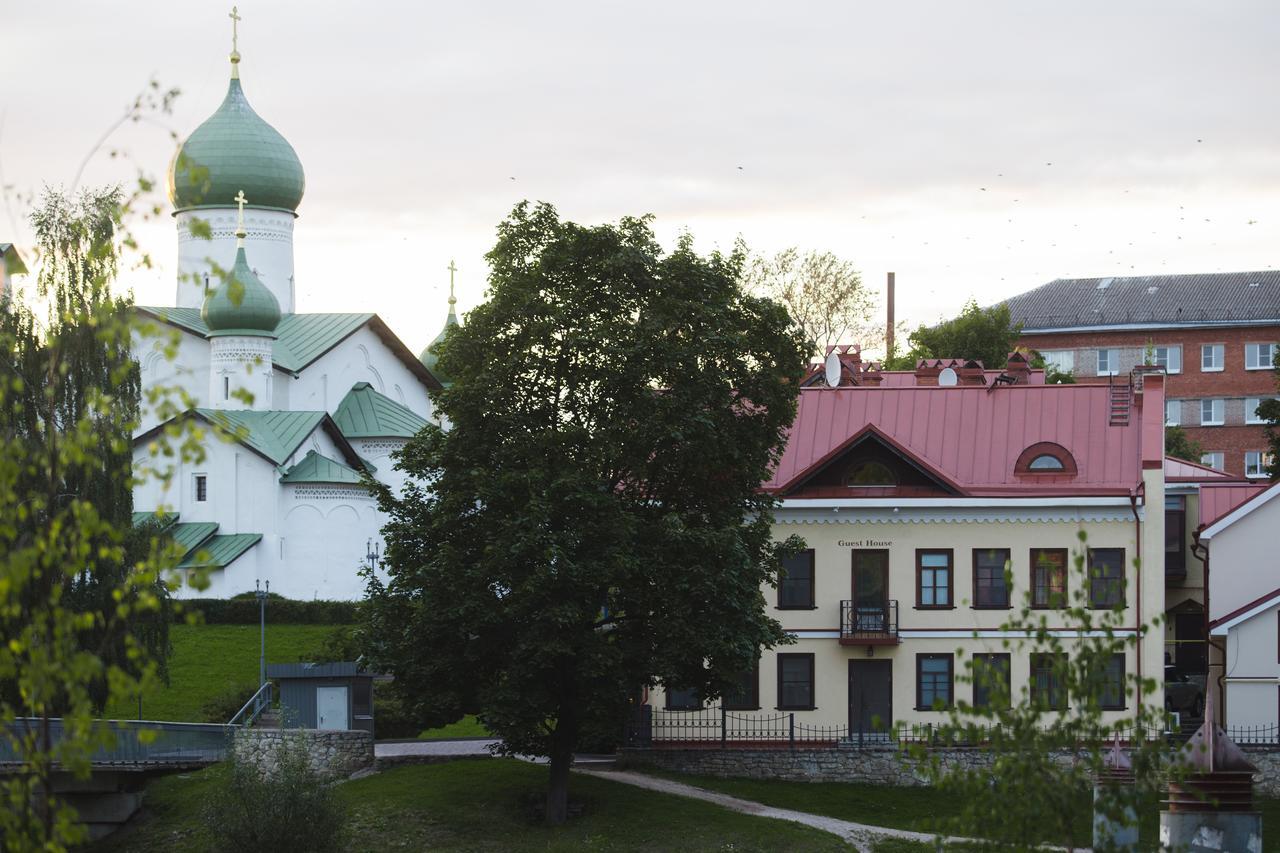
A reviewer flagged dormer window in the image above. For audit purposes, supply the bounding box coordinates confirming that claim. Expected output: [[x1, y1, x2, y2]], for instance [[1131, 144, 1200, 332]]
[[1015, 443, 1077, 477], [846, 460, 897, 487]]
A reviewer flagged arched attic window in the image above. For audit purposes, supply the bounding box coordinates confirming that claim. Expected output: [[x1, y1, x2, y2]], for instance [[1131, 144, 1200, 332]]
[[846, 460, 898, 487], [1014, 442, 1078, 477]]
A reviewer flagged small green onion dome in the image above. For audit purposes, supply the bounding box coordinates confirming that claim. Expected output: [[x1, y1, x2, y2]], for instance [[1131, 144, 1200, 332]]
[[202, 246, 281, 335], [419, 305, 459, 385], [168, 76, 305, 214]]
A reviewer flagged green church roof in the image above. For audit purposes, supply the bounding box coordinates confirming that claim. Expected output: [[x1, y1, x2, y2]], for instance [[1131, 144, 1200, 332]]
[[178, 533, 262, 569], [202, 245, 281, 335], [333, 382, 429, 439], [170, 521, 220, 555], [279, 450, 368, 485], [194, 408, 327, 465], [419, 305, 459, 385], [168, 75, 305, 213], [132, 510, 180, 532]]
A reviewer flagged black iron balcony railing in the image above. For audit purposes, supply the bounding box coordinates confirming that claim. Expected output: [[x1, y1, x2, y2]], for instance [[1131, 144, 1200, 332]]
[[840, 599, 899, 645]]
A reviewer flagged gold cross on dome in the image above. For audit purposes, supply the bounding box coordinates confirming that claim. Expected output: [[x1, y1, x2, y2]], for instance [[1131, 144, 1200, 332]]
[[447, 259, 457, 301], [234, 190, 248, 235], [229, 6, 242, 54]]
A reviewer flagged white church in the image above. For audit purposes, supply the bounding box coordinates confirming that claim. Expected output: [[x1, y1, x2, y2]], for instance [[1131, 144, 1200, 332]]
[[132, 30, 456, 600]]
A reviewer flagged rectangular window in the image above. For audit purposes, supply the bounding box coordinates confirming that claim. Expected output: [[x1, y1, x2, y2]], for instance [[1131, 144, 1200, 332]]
[[665, 686, 701, 711], [722, 663, 759, 711], [1031, 548, 1067, 609], [1152, 345, 1182, 374], [917, 549, 953, 609], [1088, 548, 1125, 609], [777, 654, 815, 710], [1031, 653, 1068, 710], [1246, 342, 1276, 370], [973, 548, 1011, 609], [1099, 653, 1126, 710], [1165, 400, 1181, 426], [194, 474, 208, 502], [1200, 452, 1224, 471], [1038, 350, 1074, 374], [1097, 348, 1119, 376], [972, 653, 1011, 710], [916, 654, 954, 710], [778, 549, 815, 609], [1200, 398, 1225, 426], [1201, 344, 1224, 372], [1165, 496, 1185, 576], [1245, 451, 1273, 479], [1245, 397, 1272, 425]]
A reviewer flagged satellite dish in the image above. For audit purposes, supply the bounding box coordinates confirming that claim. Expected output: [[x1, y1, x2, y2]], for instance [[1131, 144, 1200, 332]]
[[824, 352, 842, 387], [938, 367, 959, 386]]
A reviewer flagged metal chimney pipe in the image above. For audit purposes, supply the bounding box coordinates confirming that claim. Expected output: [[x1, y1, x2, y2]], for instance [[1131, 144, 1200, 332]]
[[886, 272, 896, 359]]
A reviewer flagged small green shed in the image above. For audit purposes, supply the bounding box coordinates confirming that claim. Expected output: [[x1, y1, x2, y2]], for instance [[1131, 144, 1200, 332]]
[[266, 662, 374, 735]]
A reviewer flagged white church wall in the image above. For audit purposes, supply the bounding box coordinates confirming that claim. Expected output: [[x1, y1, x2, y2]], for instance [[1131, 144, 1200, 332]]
[[287, 325, 435, 421], [175, 208, 296, 313], [134, 327, 211, 434], [276, 485, 382, 600]]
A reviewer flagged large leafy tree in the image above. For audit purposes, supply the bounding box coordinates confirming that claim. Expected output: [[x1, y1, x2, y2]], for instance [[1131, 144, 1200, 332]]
[[362, 202, 809, 824], [1260, 347, 1280, 479], [742, 247, 873, 356], [888, 299, 1022, 370], [1164, 425, 1203, 464]]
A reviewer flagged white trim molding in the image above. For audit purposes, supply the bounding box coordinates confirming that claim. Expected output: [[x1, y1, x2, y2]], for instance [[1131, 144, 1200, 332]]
[[776, 498, 1138, 526]]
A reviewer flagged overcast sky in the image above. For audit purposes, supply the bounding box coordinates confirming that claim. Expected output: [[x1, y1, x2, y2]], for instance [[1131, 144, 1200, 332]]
[[4, 1, 1279, 353]]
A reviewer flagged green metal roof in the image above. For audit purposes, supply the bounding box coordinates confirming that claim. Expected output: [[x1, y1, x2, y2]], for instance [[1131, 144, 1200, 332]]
[[194, 409, 327, 465], [333, 381, 429, 439], [419, 305, 459, 385], [168, 76, 305, 213], [170, 521, 220, 557], [202, 246, 282, 334], [279, 450, 367, 485], [178, 533, 262, 569], [132, 510, 180, 531]]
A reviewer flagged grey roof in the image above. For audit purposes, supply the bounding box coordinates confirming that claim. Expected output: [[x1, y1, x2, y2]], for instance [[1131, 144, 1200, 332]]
[[1003, 271, 1280, 332], [266, 661, 367, 679]]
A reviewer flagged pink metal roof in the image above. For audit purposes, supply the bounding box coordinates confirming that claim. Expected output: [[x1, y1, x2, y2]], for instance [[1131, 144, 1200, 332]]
[[766, 383, 1151, 496], [874, 369, 1047, 387], [1164, 456, 1236, 482], [1198, 482, 1269, 528]]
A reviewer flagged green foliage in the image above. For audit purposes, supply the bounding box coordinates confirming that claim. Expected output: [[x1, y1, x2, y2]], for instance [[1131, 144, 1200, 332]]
[[196, 682, 258, 724], [373, 681, 432, 740], [203, 733, 346, 853], [1261, 347, 1280, 480], [362, 202, 810, 823], [184, 597, 359, 625], [910, 532, 1175, 851], [741, 247, 873, 356], [1165, 425, 1204, 463], [891, 299, 1022, 369]]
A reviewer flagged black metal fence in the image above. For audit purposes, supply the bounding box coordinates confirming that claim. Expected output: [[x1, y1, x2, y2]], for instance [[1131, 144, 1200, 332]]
[[840, 599, 899, 642], [1229, 723, 1280, 746]]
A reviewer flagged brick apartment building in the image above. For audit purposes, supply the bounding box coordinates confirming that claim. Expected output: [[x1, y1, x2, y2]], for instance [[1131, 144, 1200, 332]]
[[1004, 272, 1279, 479]]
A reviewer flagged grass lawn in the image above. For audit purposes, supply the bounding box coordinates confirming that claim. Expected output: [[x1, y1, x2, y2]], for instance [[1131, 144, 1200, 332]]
[[93, 759, 853, 852], [103, 624, 345, 722], [419, 714, 491, 739]]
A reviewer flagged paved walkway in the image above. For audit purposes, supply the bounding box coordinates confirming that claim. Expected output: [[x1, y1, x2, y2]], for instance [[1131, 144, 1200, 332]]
[[374, 738, 501, 759]]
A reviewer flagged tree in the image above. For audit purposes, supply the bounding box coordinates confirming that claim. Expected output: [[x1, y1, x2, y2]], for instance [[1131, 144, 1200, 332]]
[[890, 299, 1022, 370], [1259, 347, 1280, 480], [742, 247, 874, 356], [1164, 425, 1203, 464], [362, 202, 809, 824]]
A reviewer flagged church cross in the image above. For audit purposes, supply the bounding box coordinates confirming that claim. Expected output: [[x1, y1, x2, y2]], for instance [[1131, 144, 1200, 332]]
[[229, 6, 242, 54], [447, 259, 457, 302], [234, 190, 248, 238]]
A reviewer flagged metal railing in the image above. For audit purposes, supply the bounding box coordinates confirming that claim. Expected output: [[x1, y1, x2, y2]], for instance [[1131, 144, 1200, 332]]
[[228, 681, 275, 727], [840, 599, 899, 643], [0, 718, 230, 767], [1229, 723, 1280, 746]]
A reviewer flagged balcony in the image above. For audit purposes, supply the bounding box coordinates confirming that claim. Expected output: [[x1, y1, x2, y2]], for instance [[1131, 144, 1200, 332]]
[[840, 600, 900, 646]]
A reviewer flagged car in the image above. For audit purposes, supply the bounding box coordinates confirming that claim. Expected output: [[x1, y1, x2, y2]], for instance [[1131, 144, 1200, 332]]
[[1164, 666, 1205, 717]]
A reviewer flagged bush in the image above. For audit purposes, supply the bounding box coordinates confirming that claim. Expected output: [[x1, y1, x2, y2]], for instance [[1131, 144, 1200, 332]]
[[181, 598, 359, 625], [371, 681, 426, 739], [205, 732, 346, 853], [199, 682, 259, 724]]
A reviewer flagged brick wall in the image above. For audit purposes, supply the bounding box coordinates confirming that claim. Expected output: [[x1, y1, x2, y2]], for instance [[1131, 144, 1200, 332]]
[[1019, 325, 1279, 477]]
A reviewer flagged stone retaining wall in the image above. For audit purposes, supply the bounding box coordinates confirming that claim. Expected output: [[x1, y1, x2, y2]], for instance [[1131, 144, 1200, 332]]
[[233, 728, 374, 781]]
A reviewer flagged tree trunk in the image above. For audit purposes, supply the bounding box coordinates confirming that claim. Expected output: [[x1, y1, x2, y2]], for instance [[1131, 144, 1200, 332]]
[[544, 715, 577, 826]]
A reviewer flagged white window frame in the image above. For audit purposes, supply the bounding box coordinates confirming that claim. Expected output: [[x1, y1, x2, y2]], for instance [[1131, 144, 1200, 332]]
[[1038, 350, 1075, 374], [1164, 400, 1181, 426], [1200, 398, 1225, 426], [1245, 342, 1276, 371], [1096, 348, 1119, 377], [1153, 345, 1182, 374], [1244, 397, 1270, 425], [194, 473, 208, 503], [1244, 451, 1272, 479], [1200, 344, 1224, 372], [1200, 452, 1224, 471]]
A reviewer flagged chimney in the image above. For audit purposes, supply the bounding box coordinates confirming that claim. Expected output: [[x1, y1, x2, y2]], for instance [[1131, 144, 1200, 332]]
[[1004, 352, 1032, 384], [886, 272, 896, 359]]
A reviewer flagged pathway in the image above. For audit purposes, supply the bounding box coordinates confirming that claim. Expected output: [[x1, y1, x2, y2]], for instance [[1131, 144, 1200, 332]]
[[374, 738, 501, 761]]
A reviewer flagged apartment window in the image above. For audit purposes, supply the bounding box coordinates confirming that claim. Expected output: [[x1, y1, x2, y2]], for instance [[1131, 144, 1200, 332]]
[[1245, 451, 1273, 479], [973, 548, 1011, 609], [1245, 397, 1272, 425], [1096, 348, 1119, 376], [1200, 452, 1225, 471], [1087, 548, 1125, 609], [1164, 400, 1181, 426], [1245, 342, 1276, 371], [722, 664, 760, 711], [1031, 653, 1068, 710], [917, 550, 954, 609], [665, 686, 701, 711], [1038, 350, 1074, 374], [1152, 345, 1181, 374], [1165, 496, 1186, 576], [916, 654, 954, 710], [972, 653, 1011, 709], [1031, 549, 1067, 609], [194, 474, 208, 502], [1200, 398, 1225, 426], [1099, 653, 1126, 711], [778, 550, 815, 609], [1200, 344, 1224, 372], [777, 654, 815, 710]]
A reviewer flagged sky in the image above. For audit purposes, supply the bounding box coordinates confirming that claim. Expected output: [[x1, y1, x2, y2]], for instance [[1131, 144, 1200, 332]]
[[3, 1, 1280, 354]]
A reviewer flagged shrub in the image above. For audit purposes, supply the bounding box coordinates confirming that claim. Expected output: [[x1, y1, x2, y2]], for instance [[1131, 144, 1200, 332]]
[[199, 682, 259, 724], [371, 681, 425, 740], [205, 732, 346, 853], [182, 597, 359, 625]]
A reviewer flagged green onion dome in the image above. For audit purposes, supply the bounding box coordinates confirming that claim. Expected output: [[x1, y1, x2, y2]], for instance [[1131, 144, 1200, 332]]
[[202, 246, 281, 335], [419, 304, 459, 385], [168, 75, 305, 214]]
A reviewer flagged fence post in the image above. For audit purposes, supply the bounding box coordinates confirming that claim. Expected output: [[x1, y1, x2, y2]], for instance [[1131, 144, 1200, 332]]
[[720, 706, 727, 748], [789, 713, 795, 750]]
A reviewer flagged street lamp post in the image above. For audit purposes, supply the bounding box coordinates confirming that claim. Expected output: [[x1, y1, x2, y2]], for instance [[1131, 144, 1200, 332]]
[[255, 579, 269, 687]]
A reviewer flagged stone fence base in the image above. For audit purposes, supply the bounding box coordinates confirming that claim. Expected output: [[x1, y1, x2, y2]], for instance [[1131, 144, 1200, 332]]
[[233, 728, 374, 782], [620, 745, 1280, 797]]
